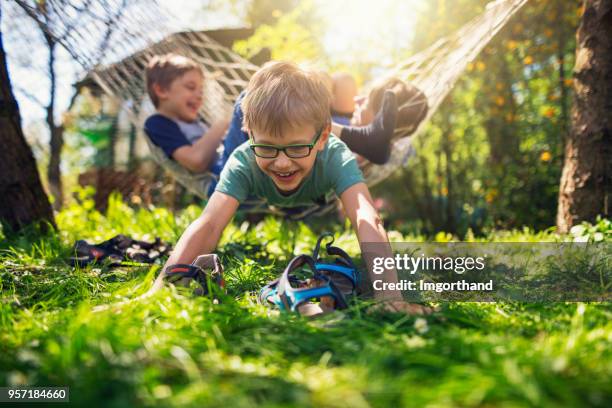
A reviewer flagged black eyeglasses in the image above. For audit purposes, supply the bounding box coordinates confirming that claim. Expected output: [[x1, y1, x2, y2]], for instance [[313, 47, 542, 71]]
[[249, 128, 322, 159]]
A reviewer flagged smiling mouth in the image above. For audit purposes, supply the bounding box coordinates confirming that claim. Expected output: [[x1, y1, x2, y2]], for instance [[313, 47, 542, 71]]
[[271, 170, 298, 182]]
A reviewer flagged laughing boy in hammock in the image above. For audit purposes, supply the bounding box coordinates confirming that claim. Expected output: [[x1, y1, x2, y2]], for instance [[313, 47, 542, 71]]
[[144, 54, 230, 174], [161, 61, 429, 315]]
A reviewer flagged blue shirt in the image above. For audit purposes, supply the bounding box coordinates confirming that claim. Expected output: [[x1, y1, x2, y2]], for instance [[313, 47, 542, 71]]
[[144, 114, 208, 158], [331, 113, 352, 126]]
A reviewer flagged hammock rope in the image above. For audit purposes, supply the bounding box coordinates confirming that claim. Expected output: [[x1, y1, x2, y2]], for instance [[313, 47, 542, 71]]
[[11, 0, 529, 212], [364, 0, 529, 187]]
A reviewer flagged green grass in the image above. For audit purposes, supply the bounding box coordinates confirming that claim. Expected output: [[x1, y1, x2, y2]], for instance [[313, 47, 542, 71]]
[[1, 193, 611, 407]]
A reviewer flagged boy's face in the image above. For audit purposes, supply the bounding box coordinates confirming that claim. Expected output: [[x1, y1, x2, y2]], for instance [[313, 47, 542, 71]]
[[250, 124, 330, 194], [154, 69, 203, 122]]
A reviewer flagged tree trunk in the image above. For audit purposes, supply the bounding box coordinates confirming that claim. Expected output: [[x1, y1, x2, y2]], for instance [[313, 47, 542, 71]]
[[557, 29, 569, 137], [44, 31, 64, 210], [0, 22, 55, 232], [557, 0, 612, 233]]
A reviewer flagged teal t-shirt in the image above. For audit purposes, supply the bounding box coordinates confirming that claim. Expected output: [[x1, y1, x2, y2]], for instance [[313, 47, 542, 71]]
[[215, 135, 365, 207]]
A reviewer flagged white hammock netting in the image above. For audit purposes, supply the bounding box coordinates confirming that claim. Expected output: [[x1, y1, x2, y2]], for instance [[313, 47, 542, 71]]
[[14, 0, 529, 215]]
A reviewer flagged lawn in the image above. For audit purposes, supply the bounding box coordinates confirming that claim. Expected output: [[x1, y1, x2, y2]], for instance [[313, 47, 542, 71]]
[[1, 193, 610, 407]]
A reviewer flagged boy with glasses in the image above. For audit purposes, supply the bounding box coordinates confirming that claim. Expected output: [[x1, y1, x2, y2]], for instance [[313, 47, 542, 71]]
[[163, 61, 429, 315]]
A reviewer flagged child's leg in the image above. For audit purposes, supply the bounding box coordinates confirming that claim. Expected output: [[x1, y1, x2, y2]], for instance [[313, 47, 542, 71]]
[[396, 85, 429, 135], [335, 91, 397, 165]]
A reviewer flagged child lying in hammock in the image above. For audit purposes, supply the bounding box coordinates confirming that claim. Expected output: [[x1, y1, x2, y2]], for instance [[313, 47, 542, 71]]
[[144, 54, 230, 173], [144, 54, 428, 183]]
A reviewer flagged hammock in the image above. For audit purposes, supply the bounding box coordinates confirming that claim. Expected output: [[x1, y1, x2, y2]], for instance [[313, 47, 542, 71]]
[[15, 0, 529, 213]]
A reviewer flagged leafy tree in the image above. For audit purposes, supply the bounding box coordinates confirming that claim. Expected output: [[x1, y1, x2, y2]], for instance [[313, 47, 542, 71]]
[[377, 0, 583, 235]]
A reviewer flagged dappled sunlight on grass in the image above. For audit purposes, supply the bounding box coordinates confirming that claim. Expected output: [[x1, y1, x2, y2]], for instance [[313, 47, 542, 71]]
[[0, 198, 610, 406]]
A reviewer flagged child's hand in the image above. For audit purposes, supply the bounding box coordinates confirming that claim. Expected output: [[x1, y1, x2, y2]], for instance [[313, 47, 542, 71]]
[[372, 300, 434, 315]]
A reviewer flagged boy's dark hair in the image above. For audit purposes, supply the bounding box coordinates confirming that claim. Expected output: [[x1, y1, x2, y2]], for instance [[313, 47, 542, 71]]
[[145, 54, 203, 108]]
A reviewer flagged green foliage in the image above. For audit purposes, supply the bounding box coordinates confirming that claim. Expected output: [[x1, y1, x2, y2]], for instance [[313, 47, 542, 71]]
[[245, 0, 304, 26], [55, 187, 198, 244], [234, 1, 322, 62], [376, 0, 583, 236], [1, 198, 611, 406], [569, 217, 612, 243]]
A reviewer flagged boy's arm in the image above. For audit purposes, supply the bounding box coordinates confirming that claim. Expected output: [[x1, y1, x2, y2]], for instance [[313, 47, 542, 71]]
[[173, 117, 230, 173], [339, 182, 402, 301], [340, 182, 430, 314], [164, 191, 238, 267]]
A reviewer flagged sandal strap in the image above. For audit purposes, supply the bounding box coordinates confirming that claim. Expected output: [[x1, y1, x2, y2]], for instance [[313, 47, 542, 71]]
[[165, 264, 202, 281], [164, 256, 225, 295], [312, 233, 359, 293], [276, 254, 348, 312]]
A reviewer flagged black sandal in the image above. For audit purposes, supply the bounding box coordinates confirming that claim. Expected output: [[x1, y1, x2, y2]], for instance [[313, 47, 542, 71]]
[[164, 254, 225, 296]]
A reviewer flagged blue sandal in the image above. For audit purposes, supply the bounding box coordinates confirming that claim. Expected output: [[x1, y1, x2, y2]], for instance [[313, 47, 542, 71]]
[[259, 254, 348, 314]]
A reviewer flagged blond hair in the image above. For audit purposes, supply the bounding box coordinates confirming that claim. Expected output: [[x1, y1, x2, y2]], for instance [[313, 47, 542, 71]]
[[145, 54, 202, 107], [242, 61, 331, 138]]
